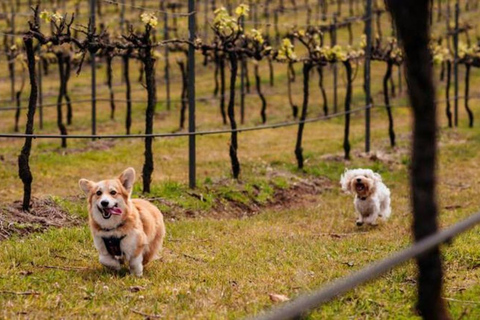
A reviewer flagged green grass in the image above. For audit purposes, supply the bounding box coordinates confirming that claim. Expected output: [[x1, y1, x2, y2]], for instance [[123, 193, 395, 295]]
[[3, 123, 480, 319]]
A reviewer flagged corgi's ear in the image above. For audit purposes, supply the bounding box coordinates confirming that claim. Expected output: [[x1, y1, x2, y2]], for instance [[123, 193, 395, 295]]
[[79, 179, 95, 195], [119, 167, 136, 195]]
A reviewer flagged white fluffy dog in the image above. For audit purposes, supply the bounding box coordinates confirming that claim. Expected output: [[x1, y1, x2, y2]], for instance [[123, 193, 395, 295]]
[[340, 168, 391, 226]]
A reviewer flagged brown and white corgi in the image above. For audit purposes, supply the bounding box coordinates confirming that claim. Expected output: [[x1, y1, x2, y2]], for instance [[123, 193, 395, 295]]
[[79, 167, 165, 276]]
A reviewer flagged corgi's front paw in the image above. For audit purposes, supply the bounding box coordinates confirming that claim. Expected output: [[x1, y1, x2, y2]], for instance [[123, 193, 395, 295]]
[[129, 255, 143, 277], [99, 255, 121, 271]]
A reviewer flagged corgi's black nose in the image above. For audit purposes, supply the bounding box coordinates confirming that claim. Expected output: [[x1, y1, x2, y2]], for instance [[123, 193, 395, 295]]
[[356, 178, 361, 182], [101, 200, 109, 207]]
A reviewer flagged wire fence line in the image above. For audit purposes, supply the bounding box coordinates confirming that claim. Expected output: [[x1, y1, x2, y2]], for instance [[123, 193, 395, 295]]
[[0, 105, 371, 139], [102, 0, 194, 16], [250, 210, 480, 320], [1, 92, 476, 113], [241, 14, 370, 28], [0, 96, 218, 111]]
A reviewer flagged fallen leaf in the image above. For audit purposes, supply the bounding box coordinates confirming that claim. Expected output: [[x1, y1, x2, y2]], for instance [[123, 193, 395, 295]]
[[269, 293, 290, 303], [129, 286, 145, 293], [444, 205, 462, 210], [55, 294, 62, 307]]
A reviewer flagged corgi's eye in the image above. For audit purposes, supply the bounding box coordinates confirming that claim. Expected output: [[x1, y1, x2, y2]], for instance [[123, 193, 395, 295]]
[[96, 190, 102, 196], [110, 190, 117, 196]]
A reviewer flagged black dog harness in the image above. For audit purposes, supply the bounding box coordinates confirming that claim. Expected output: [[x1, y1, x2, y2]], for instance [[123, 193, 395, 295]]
[[102, 235, 126, 257], [101, 221, 127, 257]]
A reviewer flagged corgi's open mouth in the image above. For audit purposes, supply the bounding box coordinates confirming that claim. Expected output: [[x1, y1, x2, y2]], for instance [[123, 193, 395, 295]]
[[355, 183, 365, 192], [98, 205, 122, 219]]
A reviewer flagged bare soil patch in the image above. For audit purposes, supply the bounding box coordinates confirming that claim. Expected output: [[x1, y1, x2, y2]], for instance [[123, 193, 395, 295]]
[[0, 198, 82, 241], [154, 174, 333, 220]]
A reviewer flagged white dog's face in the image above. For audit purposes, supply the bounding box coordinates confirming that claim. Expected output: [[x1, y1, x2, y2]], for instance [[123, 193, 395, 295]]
[[340, 168, 382, 199]]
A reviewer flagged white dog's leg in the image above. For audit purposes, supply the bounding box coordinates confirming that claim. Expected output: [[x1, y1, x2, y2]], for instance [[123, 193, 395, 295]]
[[99, 254, 121, 270], [364, 211, 379, 226], [129, 255, 144, 277], [380, 197, 392, 220], [356, 211, 364, 226]]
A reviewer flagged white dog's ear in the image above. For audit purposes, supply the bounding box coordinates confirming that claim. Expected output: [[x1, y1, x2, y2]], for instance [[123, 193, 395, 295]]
[[79, 179, 95, 195], [119, 167, 136, 195], [340, 170, 353, 194], [373, 172, 383, 182]]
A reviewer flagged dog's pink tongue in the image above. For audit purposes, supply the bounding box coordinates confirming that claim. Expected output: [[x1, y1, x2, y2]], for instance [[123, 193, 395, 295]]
[[109, 207, 122, 215]]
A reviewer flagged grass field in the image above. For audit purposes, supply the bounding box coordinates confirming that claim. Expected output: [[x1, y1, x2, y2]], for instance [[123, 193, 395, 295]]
[[2, 1, 480, 319]]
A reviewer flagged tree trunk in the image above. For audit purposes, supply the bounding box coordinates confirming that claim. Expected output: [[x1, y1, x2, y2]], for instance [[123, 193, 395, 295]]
[[288, 62, 298, 118], [317, 65, 328, 116], [14, 90, 21, 132], [387, 1, 450, 318], [255, 63, 267, 124], [228, 52, 240, 179], [213, 55, 219, 96], [464, 64, 473, 127], [389, 69, 396, 97], [268, 57, 274, 86], [440, 61, 445, 82], [142, 48, 157, 193], [343, 60, 352, 160], [219, 58, 227, 125], [445, 60, 452, 128], [56, 53, 67, 148], [295, 62, 312, 169], [18, 37, 37, 211], [65, 54, 73, 125], [107, 55, 116, 120], [7, 51, 15, 102], [384, 61, 396, 147], [243, 58, 250, 94], [178, 59, 188, 130], [123, 51, 132, 134]]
